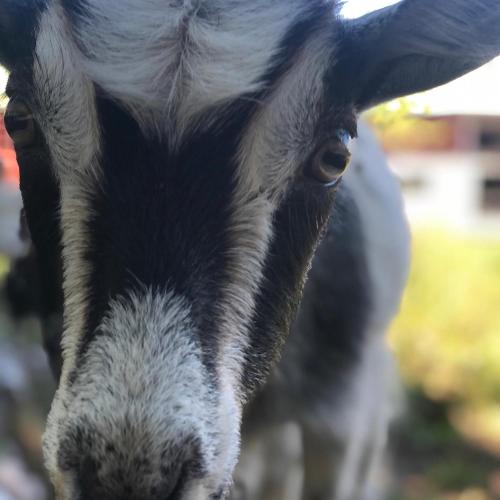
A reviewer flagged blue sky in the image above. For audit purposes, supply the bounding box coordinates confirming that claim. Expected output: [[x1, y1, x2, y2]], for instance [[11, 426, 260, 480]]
[[341, 0, 401, 18]]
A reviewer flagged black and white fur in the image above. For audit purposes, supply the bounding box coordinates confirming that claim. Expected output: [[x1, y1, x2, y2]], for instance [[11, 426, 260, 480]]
[[234, 123, 409, 500], [5, 123, 407, 500], [0, 1, 498, 499]]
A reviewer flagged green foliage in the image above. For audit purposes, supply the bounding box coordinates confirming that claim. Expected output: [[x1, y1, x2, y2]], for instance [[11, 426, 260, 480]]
[[0, 255, 9, 277], [428, 460, 487, 492], [391, 228, 500, 407]]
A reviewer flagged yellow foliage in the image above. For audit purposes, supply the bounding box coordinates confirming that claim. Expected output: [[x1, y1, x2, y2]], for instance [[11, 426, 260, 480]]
[[366, 99, 454, 151]]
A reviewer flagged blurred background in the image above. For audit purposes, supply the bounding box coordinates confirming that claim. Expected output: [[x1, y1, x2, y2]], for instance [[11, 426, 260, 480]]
[[0, 1, 499, 499], [374, 62, 500, 500]]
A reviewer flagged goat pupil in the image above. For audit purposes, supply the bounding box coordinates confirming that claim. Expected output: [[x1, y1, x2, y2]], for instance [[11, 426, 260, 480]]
[[321, 150, 346, 171], [5, 114, 29, 134]]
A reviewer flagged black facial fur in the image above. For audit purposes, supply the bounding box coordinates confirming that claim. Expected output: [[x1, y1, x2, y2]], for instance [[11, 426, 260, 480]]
[[2, 2, 64, 377], [9, 112, 64, 379], [281, 184, 372, 405], [1, 0, 357, 400], [0, 0, 47, 70], [242, 178, 337, 396], [70, 5, 347, 385], [75, 96, 257, 379]]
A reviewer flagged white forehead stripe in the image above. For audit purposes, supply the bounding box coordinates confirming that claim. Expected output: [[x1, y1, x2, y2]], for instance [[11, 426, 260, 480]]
[[66, 0, 319, 132], [219, 27, 336, 395], [237, 28, 334, 202], [33, 3, 101, 369], [34, 3, 100, 179]]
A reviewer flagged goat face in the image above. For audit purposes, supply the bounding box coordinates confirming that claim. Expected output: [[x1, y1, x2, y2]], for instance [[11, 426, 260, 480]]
[[0, 1, 499, 498]]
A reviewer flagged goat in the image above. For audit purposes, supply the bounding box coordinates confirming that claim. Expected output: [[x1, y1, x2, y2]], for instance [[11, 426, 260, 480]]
[[0, 1, 498, 499], [5, 123, 408, 499]]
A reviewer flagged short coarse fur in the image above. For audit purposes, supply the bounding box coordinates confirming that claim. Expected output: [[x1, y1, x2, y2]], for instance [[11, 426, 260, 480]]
[[0, 1, 498, 499]]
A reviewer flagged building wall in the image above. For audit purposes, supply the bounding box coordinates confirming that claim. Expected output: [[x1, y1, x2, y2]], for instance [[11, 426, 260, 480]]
[[390, 152, 500, 236]]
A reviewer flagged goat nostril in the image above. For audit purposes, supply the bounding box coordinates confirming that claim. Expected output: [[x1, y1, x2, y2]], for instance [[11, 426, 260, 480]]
[[158, 442, 203, 500], [154, 462, 188, 500], [165, 469, 187, 500]]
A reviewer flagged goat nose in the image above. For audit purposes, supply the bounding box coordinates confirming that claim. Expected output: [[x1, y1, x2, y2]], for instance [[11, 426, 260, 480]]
[[76, 458, 189, 500], [148, 455, 205, 500], [156, 466, 185, 500]]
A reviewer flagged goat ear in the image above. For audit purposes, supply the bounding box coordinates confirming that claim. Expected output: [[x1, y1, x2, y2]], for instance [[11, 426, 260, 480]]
[[0, 1, 42, 70], [337, 0, 500, 110]]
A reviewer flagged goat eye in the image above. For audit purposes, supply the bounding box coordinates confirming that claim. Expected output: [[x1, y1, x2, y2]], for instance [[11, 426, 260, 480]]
[[306, 140, 351, 187], [4, 99, 36, 148]]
